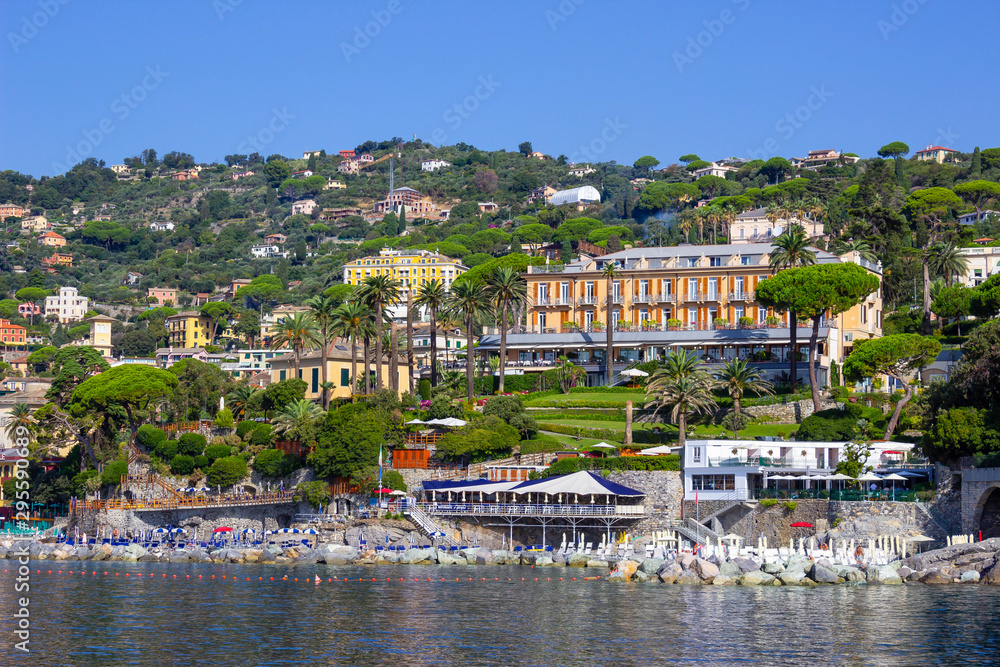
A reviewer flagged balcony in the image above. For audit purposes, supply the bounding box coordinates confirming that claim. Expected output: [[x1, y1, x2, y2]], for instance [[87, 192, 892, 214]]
[[602, 295, 625, 305], [655, 292, 673, 303], [632, 293, 655, 304], [728, 291, 754, 301], [531, 296, 573, 307], [680, 292, 717, 302], [577, 296, 599, 306]]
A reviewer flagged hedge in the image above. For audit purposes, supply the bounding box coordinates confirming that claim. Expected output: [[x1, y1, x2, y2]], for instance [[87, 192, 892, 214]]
[[518, 434, 563, 455], [236, 421, 258, 438], [206, 456, 248, 487], [537, 422, 674, 445], [203, 444, 232, 464], [253, 448, 302, 478], [177, 433, 208, 457], [170, 454, 195, 476], [250, 424, 273, 448], [542, 454, 680, 477], [136, 424, 166, 451]]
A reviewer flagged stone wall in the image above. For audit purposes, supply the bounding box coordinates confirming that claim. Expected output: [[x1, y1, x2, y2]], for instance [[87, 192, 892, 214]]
[[607, 470, 683, 533], [961, 468, 1000, 533], [743, 399, 838, 424], [74, 501, 307, 538]]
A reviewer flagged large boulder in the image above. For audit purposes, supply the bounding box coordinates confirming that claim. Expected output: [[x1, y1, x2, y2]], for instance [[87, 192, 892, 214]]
[[473, 549, 494, 566], [961, 570, 981, 583], [867, 565, 902, 585], [719, 561, 742, 578], [535, 556, 555, 567], [169, 550, 191, 563], [634, 569, 651, 583], [691, 558, 720, 581], [657, 561, 682, 584], [734, 558, 760, 574], [586, 559, 609, 570], [675, 570, 704, 585], [640, 558, 664, 575], [711, 574, 734, 585], [762, 562, 784, 575], [679, 553, 695, 570], [614, 560, 639, 580], [257, 548, 276, 564], [567, 553, 589, 568], [778, 570, 806, 585], [437, 551, 459, 566], [838, 567, 865, 583], [809, 563, 840, 584], [919, 569, 952, 585], [243, 550, 261, 564], [739, 571, 776, 586], [139, 553, 160, 562]]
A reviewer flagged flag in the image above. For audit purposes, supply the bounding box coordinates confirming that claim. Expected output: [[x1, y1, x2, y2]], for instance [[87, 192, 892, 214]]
[[378, 444, 383, 488]]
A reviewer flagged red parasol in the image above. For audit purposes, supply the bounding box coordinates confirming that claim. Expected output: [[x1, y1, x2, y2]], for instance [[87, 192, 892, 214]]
[[213, 526, 234, 533], [374, 488, 393, 494], [789, 522, 814, 528]]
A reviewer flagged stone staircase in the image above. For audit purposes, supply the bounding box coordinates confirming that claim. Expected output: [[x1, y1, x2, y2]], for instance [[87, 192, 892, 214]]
[[671, 517, 722, 547]]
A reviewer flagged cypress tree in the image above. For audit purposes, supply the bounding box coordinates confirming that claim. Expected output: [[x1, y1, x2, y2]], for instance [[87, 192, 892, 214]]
[[972, 146, 982, 177]]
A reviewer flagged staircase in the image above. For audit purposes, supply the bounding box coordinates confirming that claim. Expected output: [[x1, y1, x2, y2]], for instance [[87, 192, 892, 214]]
[[403, 503, 460, 547], [121, 438, 184, 501], [671, 518, 722, 547], [915, 499, 954, 537]]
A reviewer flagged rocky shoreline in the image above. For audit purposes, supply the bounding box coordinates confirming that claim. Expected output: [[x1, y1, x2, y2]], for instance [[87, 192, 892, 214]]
[[6, 537, 1000, 586]]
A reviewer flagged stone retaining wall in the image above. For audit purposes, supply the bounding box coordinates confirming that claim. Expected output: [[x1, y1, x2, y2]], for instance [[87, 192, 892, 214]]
[[607, 470, 683, 533], [743, 399, 838, 424]]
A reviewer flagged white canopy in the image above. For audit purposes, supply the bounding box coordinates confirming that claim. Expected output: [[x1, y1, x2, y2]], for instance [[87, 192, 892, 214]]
[[881, 473, 908, 481], [826, 473, 855, 481], [637, 445, 677, 456], [405, 418, 427, 425], [591, 442, 618, 449], [509, 470, 644, 497], [621, 368, 649, 377], [857, 472, 883, 481], [424, 417, 468, 427]]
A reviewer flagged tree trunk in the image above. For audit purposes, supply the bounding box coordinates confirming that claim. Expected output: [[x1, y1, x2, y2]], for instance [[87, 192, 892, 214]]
[[807, 315, 822, 414], [606, 277, 614, 385], [430, 308, 438, 387], [466, 314, 475, 402], [363, 339, 371, 394], [884, 375, 912, 441], [293, 348, 300, 383], [350, 338, 358, 397], [624, 401, 633, 448], [498, 308, 508, 393], [406, 290, 414, 393], [734, 396, 741, 414], [320, 328, 329, 410], [789, 308, 798, 392], [677, 411, 686, 449], [389, 321, 398, 393], [921, 257, 933, 333], [375, 302, 384, 389]]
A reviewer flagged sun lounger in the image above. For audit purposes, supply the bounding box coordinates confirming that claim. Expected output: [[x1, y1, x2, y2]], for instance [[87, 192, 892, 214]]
[[584, 543, 592, 556]]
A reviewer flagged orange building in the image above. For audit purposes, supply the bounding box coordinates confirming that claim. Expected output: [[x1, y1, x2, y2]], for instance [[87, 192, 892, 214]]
[[0, 319, 26, 347], [38, 231, 66, 247], [41, 253, 73, 267]]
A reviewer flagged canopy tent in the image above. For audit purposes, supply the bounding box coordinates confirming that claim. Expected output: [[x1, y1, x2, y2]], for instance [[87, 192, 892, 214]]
[[389, 490, 408, 496], [508, 471, 645, 498], [423, 480, 521, 497], [424, 417, 468, 428], [591, 442, 618, 450], [637, 445, 679, 456]]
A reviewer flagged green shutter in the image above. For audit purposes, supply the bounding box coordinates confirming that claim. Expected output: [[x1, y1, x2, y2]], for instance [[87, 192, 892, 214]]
[[279, 370, 286, 381], [312, 368, 319, 393], [341, 368, 350, 387]]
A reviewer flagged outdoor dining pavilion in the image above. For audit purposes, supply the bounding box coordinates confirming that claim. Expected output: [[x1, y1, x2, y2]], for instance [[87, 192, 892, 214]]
[[419, 471, 646, 548]]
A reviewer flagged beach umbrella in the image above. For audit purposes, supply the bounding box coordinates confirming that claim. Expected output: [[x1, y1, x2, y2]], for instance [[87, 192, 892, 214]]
[[170, 528, 187, 534], [389, 490, 408, 496], [405, 418, 427, 425], [374, 488, 393, 494], [789, 522, 814, 528], [881, 473, 907, 501], [152, 527, 168, 534], [621, 368, 648, 377], [302, 528, 318, 535], [213, 526, 233, 533]]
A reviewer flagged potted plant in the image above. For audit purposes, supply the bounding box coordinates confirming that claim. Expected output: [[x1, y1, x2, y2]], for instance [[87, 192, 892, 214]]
[[591, 321, 604, 331], [641, 318, 651, 331], [713, 317, 729, 329], [616, 319, 629, 331], [766, 315, 780, 328], [738, 316, 754, 328], [562, 321, 578, 333], [666, 318, 682, 330]]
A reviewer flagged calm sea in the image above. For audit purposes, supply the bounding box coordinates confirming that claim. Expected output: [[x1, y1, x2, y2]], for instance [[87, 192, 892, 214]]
[[4, 561, 1000, 666]]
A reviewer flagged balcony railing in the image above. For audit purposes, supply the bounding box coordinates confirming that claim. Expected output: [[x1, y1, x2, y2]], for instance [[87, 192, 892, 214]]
[[602, 295, 625, 305], [577, 296, 599, 306], [655, 292, 673, 303], [728, 291, 754, 301], [418, 502, 645, 517], [632, 293, 654, 304], [532, 296, 574, 307]]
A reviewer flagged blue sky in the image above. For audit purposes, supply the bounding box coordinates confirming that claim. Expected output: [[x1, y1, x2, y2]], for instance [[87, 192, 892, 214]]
[[1, 0, 996, 177]]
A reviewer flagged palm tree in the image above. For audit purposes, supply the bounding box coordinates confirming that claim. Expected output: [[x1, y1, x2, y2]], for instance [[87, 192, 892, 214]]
[[769, 226, 817, 392], [414, 279, 448, 388], [646, 350, 717, 449], [271, 399, 324, 443], [929, 241, 970, 287], [305, 293, 339, 409], [4, 403, 35, 443], [333, 301, 373, 397], [355, 275, 401, 390], [715, 359, 774, 414], [602, 260, 620, 385], [270, 312, 319, 382], [833, 238, 877, 263], [448, 279, 490, 401], [226, 385, 259, 420], [484, 266, 527, 393]]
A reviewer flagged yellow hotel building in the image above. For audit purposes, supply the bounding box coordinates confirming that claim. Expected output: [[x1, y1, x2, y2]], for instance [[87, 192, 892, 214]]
[[476, 243, 883, 387], [165, 311, 215, 348], [342, 248, 468, 292]]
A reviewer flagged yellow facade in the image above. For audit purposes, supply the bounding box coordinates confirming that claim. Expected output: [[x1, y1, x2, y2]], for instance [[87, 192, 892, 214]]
[[165, 311, 214, 348], [87, 314, 115, 358], [270, 347, 411, 399], [342, 249, 468, 292]]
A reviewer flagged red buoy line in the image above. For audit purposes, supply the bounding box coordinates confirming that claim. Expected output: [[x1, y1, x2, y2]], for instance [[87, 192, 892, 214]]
[[3, 568, 599, 584]]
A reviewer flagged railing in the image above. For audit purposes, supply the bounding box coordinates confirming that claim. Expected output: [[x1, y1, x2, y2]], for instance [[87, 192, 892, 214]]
[[72, 491, 297, 514], [417, 502, 645, 517], [728, 291, 754, 301], [755, 489, 917, 502], [655, 292, 673, 303], [404, 503, 460, 546], [632, 294, 654, 304], [602, 296, 625, 305], [576, 296, 599, 306], [404, 433, 442, 448]]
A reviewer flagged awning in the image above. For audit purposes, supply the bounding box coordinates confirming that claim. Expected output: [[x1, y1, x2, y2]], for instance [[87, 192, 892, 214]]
[[509, 470, 644, 497]]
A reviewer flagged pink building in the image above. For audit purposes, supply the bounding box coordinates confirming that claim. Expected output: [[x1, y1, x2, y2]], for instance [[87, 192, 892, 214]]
[[148, 287, 180, 305]]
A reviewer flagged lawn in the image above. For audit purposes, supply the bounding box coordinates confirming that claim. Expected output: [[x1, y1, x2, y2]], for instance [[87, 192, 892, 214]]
[[537, 418, 798, 440], [540, 433, 623, 450], [524, 391, 648, 408]]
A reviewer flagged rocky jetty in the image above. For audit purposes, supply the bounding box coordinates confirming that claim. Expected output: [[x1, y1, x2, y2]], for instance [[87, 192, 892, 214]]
[[6, 537, 1000, 586]]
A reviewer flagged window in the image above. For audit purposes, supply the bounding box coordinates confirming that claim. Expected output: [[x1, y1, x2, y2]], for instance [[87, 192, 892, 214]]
[[279, 370, 286, 381], [585, 311, 593, 327], [688, 278, 697, 297], [734, 307, 744, 320], [709, 257, 721, 267], [707, 278, 718, 299], [613, 281, 621, 301], [687, 258, 698, 268], [692, 446, 702, 463], [741, 256, 752, 266], [691, 474, 735, 491], [735, 276, 744, 294], [561, 282, 569, 302], [861, 305, 868, 324], [688, 308, 697, 325], [739, 228, 745, 239], [639, 279, 648, 298], [311, 368, 319, 394], [663, 279, 672, 295]]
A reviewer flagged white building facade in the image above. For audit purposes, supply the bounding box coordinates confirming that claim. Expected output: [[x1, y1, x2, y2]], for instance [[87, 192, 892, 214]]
[[44, 286, 89, 324]]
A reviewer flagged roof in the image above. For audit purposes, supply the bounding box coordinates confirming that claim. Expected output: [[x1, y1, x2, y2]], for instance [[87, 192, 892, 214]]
[[86, 314, 115, 322], [916, 145, 958, 153], [549, 186, 601, 205], [424, 471, 644, 497]]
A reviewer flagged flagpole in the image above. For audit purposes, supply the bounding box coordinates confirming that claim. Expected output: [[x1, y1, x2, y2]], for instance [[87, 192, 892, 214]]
[[378, 444, 384, 513]]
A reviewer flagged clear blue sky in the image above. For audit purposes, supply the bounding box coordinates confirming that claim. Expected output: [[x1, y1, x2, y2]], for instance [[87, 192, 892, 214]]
[[2, 0, 997, 177]]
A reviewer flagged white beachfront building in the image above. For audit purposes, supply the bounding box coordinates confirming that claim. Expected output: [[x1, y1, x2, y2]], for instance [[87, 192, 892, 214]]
[[681, 439, 916, 501]]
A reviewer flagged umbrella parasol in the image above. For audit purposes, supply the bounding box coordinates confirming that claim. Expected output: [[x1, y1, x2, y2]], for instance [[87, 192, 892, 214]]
[[389, 489, 408, 496], [374, 488, 394, 494], [621, 368, 649, 377], [881, 473, 907, 500], [790, 522, 814, 528], [213, 526, 233, 533]]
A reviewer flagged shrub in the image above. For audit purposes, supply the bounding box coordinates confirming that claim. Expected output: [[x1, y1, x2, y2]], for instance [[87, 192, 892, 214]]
[[214, 408, 234, 430], [254, 448, 301, 478], [206, 456, 248, 487], [170, 454, 195, 475], [783, 501, 797, 512], [177, 433, 208, 456], [193, 455, 210, 469], [100, 459, 128, 487], [519, 434, 563, 455], [154, 439, 178, 461], [136, 425, 167, 451], [294, 480, 331, 508], [541, 454, 680, 477], [250, 424, 273, 448], [236, 421, 258, 438], [760, 498, 778, 507], [418, 379, 431, 400], [203, 444, 232, 464]]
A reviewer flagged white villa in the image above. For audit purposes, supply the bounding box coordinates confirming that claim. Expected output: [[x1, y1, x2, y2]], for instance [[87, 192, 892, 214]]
[[681, 439, 916, 501]]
